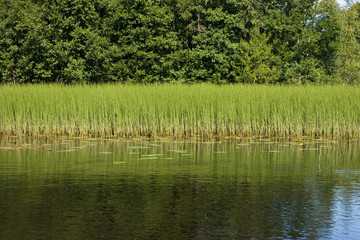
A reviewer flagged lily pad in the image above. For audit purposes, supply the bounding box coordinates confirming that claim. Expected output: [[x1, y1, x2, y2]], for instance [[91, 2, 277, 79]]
[[129, 146, 151, 149], [129, 152, 141, 155], [0, 147, 15, 150]]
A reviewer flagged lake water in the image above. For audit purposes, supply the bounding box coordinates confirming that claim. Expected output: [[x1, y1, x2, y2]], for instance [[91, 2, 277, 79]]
[[1, 139, 360, 240]]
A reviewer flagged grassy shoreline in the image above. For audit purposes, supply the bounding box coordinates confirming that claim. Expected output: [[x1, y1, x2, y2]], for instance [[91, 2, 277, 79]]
[[1, 84, 360, 140]]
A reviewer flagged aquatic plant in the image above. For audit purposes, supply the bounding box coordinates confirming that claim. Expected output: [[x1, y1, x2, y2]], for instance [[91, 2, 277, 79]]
[[0, 84, 359, 139]]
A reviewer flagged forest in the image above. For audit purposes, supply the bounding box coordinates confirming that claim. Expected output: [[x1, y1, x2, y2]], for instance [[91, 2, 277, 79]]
[[1, 0, 360, 84]]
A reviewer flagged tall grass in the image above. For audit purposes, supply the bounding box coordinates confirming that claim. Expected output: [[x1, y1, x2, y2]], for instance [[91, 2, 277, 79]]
[[1, 84, 360, 139]]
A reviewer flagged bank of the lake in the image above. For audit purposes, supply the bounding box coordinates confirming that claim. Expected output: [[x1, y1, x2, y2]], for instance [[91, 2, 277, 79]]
[[1, 84, 360, 139]]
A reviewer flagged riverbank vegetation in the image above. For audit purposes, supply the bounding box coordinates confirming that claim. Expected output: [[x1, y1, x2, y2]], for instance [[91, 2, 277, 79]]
[[1, 84, 360, 139], [1, 0, 360, 84]]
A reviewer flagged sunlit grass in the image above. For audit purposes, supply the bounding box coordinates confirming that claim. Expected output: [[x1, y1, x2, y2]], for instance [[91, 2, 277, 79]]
[[0, 84, 360, 139]]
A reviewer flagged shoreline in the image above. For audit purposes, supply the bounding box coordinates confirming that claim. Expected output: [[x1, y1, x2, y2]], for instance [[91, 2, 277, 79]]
[[1, 84, 360, 140]]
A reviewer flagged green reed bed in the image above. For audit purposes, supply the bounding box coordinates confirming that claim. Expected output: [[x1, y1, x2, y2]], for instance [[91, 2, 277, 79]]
[[1, 84, 360, 139]]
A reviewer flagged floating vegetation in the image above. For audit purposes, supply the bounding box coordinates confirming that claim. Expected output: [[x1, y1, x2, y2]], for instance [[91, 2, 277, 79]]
[[128, 146, 151, 149], [99, 152, 113, 155], [56, 150, 76, 153], [168, 150, 189, 154], [0, 144, 46, 150], [1, 84, 360, 140], [129, 152, 141, 155], [301, 148, 319, 151], [0, 147, 15, 150], [87, 143, 98, 146], [142, 157, 158, 160]]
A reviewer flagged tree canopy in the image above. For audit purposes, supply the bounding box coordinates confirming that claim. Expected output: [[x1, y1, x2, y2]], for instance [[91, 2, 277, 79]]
[[0, 0, 359, 84]]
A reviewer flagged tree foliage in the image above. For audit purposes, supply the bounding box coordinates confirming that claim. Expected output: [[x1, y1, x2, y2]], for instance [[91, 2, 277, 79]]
[[0, 0, 358, 84], [335, 2, 360, 83]]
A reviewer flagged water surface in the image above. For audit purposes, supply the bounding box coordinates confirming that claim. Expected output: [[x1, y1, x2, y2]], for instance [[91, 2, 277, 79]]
[[1, 139, 360, 239]]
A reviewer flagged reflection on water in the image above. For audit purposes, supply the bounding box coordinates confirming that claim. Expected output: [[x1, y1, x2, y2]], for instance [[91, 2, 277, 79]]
[[0, 139, 360, 239], [330, 170, 360, 240]]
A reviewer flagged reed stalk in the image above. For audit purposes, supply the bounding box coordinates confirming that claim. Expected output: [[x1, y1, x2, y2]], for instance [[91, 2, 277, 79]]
[[1, 84, 359, 140]]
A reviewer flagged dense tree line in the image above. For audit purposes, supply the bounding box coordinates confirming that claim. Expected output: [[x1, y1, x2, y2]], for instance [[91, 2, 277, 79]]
[[0, 0, 360, 84]]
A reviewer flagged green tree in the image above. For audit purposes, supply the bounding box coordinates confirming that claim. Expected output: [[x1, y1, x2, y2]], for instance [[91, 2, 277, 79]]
[[0, 0, 48, 83], [103, 0, 179, 83], [0, 0, 354, 84], [335, 2, 360, 83], [265, 0, 333, 84], [231, 27, 278, 84], [40, 0, 107, 83], [314, 0, 341, 79]]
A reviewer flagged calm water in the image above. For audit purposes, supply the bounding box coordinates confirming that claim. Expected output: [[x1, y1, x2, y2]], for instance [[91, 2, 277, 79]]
[[1, 139, 360, 240]]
